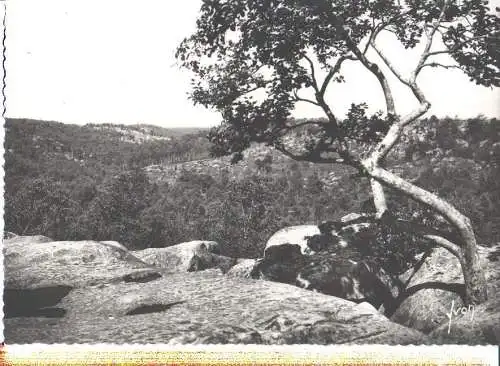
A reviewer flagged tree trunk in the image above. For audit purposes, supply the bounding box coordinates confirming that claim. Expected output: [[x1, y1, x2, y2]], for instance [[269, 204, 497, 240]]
[[364, 164, 488, 305], [458, 221, 488, 305], [370, 179, 387, 218]]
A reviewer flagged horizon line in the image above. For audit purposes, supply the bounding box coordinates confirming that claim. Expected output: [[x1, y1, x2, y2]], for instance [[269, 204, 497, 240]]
[[4, 113, 500, 129]]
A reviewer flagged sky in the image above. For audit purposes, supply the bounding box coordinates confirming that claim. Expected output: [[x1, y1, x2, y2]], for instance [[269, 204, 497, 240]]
[[5, 0, 500, 128]]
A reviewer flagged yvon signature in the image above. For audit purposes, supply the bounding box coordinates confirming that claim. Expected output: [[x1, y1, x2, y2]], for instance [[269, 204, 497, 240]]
[[446, 299, 475, 334]]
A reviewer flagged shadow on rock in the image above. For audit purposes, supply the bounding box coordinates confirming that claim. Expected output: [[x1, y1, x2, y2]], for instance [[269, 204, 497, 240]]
[[125, 300, 186, 316], [4, 286, 72, 318]]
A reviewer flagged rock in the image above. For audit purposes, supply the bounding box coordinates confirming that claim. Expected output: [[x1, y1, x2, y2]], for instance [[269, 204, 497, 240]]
[[100, 240, 129, 252], [4, 235, 53, 245], [340, 213, 365, 223], [3, 231, 18, 240], [265, 225, 321, 255], [256, 244, 307, 284], [257, 218, 402, 312], [189, 253, 238, 274], [355, 301, 383, 316], [391, 245, 500, 341], [225, 259, 259, 278], [5, 271, 429, 344], [254, 242, 401, 312], [428, 296, 500, 344], [265, 222, 352, 256], [296, 248, 401, 311], [121, 269, 163, 283], [132, 240, 229, 273], [4, 237, 159, 290], [4, 286, 73, 318]]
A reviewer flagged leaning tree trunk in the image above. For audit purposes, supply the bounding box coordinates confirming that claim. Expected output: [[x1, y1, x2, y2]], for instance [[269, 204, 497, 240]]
[[364, 165, 488, 305]]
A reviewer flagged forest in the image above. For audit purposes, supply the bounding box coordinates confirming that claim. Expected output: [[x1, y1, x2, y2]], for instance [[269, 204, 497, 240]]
[[4, 116, 500, 261]]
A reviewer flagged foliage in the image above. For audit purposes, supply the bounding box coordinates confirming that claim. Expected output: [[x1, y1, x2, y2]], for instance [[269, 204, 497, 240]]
[[4, 117, 500, 261], [177, 0, 499, 165], [5, 176, 80, 239]]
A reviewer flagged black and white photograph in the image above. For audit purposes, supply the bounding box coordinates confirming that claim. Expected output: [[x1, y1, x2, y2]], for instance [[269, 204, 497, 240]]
[[2, 0, 500, 353]]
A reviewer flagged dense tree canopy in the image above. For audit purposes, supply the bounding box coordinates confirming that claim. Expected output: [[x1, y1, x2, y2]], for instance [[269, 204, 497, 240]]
[[178, 0, 499, 164]]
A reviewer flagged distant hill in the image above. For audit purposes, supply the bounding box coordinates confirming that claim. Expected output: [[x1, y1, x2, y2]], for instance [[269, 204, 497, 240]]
[[4, 118, 211, 182], [3, 116, 500, 256], [85, 122, 208, 140], [145, 142, 356, 188]]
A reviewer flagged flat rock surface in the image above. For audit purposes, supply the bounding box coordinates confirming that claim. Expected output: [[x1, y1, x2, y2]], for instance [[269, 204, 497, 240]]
[[5, 271, 429, 344], [4, 239, 156, 289]]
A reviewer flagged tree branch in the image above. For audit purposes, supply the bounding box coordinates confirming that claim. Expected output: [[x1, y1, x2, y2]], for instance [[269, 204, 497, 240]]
[[424, 234, 461, 259], [282, 119, 326, 133], [420, 62, 461, 71], [303, 54, 320, 93], [273, 144, 350, 165], [301, 53, 342, 130], [368, 93, 430, 164], [318, 55, 354, 97], [366, 3, 455, 164], [427, 33, 499, 57], [371, 41, 411, 87], [346, 38, 396, 116], [414, 0, 452, 79], [293, 90, 321, 106]]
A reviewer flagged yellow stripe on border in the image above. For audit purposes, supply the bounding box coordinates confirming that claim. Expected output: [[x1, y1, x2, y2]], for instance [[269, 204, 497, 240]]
[[2, 345, 498, 366]]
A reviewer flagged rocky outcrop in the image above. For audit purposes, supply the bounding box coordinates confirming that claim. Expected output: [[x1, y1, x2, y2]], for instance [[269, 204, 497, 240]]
[[428, 296, 500, 344], [264, 214, 376, 257], [4, 237, 161, 290], [225, 259, 259, 278], [131, 240, 236, 273], [265, 225, 322, 255], [4, 234, 53, 245], [5, 270, 429, 344], [3, 236, 164, 320], [253, 219, 402, 312], [253, 244, 401, 312], [3, 231, 20, 240], [297, 248, 401, 310], [390, 245, 500, 344]]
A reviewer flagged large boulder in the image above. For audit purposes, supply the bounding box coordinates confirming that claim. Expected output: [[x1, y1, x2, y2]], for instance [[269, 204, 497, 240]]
[[296, 248, 401, 311], [3, 231, 20, 240], [428, 296, 500, 344], [391, 245, 500, 344], [225, 259, 259, 278], [256, 217, 402, 311], [4, 238, 157, 289], [4, 234, 53, 245], [132, 240, 236, 273], [3, 236, 162, 318], [256, 243, 308, 283], [253, 243, 401, 312], [5, 270, 429, 344], [264, 225, 322, 255], [264, 215, 376, 258]]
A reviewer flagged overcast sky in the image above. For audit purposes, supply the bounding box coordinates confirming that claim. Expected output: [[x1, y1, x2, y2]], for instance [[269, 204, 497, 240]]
[[5, 0, 500, 128]]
